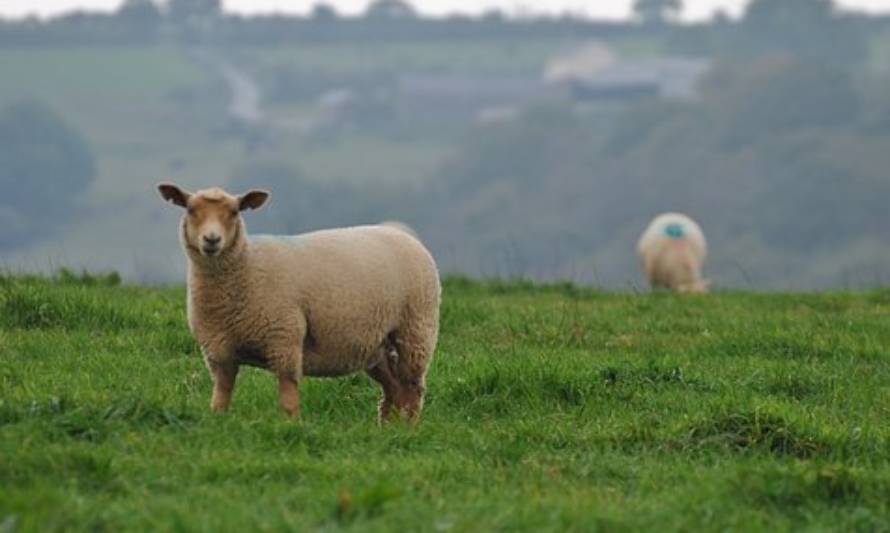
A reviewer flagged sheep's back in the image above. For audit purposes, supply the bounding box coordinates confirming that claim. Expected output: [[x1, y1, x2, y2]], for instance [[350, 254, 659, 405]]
[[247, 226, 439, 367], [637, 213, 707, 262]]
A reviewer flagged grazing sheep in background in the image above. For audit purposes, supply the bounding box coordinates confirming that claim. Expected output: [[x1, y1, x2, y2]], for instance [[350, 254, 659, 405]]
[[157, 183, 441, 423], [380, 220, 419, 239], [637, 212, 709, 293]]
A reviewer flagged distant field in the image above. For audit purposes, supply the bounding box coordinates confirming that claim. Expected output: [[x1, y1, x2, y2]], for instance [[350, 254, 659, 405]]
[[0, 46, 214, 152], [869, 29, 890, 74], [0, 41, 498, 194], [232, 40, 570, 76], [0, 43, 464, 278], [0, 46, 203, 103], [0, 44, 457, 194], [2, 275, 890, 530], [0, 46, 224, 195], [232, 35, 666, 77]]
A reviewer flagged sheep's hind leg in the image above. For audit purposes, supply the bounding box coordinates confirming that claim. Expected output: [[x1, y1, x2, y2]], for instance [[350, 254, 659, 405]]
[[367, 345, 401, 424], [207, 359, 239, 412], [277, 373, 300, 419], [391, 325, 436, 422]]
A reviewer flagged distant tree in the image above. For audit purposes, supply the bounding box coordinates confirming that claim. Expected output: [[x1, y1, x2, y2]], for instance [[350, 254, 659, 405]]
[[166, 0, 221, 41], [118, 0, 162, 20], [0, 101, 96, 248], [633, 0, 682, 25], [115, 0, 162, 41], [711, 8, 731, 26], [702, 57, 859, 149], [364, 0, 417, 20], [228, 160, 387, 234], [481, 9, 505, 23], [744, 0, 833, 27], [229, 161, 337, 233], [738, 0, 865, 66], [167, 0, 221, 21], [310, 3, 339, 23]]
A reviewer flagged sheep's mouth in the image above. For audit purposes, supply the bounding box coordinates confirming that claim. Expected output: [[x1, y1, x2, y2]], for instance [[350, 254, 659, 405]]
[[201, 245, 221, 257]]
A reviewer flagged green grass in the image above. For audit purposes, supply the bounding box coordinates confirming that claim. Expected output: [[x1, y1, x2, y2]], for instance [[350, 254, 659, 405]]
[[2, 275, 890, 530]]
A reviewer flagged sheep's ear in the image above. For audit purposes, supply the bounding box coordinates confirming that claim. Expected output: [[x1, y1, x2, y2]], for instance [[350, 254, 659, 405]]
[[158, 183, 191, 208], [239, 190, 270, 211]]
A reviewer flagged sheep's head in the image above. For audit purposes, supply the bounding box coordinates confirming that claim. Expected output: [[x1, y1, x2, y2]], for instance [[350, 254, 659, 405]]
[[157, 183, 269, 259]]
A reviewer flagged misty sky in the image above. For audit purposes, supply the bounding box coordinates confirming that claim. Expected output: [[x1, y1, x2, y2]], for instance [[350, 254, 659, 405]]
[[2, 0, 890, 20]]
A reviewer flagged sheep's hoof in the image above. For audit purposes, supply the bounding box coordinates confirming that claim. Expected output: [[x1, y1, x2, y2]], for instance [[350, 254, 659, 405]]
[[388, 406, 421, 426], [210, 402, 230, 413], [282, 407, 301, 420]]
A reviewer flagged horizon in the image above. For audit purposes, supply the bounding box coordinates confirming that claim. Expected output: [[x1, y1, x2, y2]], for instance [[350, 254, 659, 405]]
[[2, 0, 890, 22]]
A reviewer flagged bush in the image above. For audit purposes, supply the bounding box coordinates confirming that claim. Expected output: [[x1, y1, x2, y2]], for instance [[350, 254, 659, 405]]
[[0, 100, 96, 249]]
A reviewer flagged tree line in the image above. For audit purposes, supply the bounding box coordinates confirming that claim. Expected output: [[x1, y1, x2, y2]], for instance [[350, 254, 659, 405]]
[[0, 0, 883, 53]]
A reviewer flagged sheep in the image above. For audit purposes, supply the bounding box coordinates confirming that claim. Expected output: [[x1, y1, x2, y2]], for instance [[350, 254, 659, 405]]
[[157, 183, 441, 423], [637, 212, 709, 293]]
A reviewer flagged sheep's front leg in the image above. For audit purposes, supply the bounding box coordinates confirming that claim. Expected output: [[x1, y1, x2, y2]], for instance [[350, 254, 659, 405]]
[[207, 359, 239, 412], [273, 347, 303, 419]]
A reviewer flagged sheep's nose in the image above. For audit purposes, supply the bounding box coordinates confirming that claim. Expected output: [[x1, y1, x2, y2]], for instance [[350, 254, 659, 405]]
[[203, 234, 221, 246]]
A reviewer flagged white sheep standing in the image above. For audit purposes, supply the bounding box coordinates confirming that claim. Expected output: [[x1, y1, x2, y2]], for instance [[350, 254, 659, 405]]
[[157, 183, 441, 422], [637, 212, 709, 293]]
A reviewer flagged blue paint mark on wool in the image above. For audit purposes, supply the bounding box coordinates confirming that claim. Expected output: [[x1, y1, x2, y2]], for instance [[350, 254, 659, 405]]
[[664, 223, 685, 240]]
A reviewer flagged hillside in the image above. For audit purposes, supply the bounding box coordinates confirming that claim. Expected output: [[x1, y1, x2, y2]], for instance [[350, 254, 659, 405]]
[[0, 41, 568, 283], [3, 21, 889, 289], [2, 275, 890, 530]]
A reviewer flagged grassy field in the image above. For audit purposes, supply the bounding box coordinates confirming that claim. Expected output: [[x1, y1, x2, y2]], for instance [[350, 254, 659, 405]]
[[2, 274, 890, 531], [232, 40, 570, 77]]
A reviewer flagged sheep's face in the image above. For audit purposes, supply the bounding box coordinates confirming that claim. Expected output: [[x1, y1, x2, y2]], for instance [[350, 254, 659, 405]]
[[158, 183, 269, 259]]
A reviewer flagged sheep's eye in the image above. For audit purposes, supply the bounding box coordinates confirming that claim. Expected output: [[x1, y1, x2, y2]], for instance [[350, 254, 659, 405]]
[[230, 209, 239, 217], [187, 207, 196, 216]]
